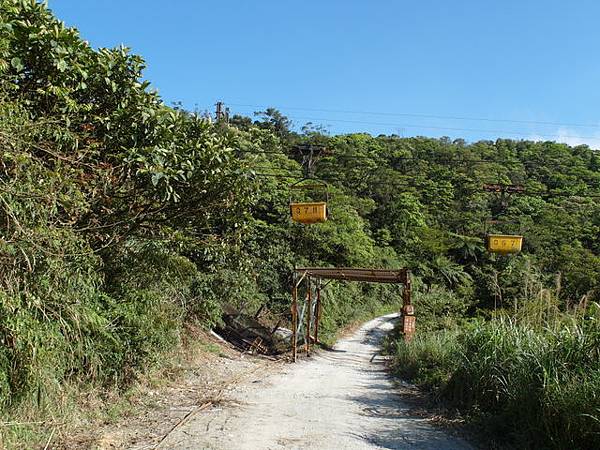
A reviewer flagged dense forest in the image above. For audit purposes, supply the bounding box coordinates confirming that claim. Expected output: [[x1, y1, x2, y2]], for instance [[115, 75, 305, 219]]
[[0, 1, 599, 448]]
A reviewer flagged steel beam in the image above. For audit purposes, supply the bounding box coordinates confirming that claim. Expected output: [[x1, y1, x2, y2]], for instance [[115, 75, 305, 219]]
[[295, 267, 407, 284]]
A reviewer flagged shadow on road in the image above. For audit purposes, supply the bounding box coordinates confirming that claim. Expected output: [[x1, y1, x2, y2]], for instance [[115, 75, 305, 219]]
[[343, 316, 470, 450]]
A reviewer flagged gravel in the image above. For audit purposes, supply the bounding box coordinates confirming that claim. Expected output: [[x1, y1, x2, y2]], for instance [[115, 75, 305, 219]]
[[160, 313, 474, 450]]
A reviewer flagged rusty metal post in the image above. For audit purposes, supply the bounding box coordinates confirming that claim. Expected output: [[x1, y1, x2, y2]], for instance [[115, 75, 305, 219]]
[[306, 277, 312, 355], [401, 269, 415, 341], [291, 274, 298, 362], [291, 271, 309, 362], [314, 279, 322, 344]]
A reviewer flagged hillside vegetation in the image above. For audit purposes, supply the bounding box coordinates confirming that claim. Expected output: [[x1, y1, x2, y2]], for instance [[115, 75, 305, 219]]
[[0, 1, 599, 448]]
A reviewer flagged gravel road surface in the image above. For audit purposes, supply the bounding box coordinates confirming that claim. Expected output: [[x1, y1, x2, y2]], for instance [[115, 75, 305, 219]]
[[159, 313, 474, 450]]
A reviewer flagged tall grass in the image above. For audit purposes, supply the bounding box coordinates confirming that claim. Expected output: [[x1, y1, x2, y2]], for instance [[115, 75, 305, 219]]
[[389, 329, 461, 392], [391, 303, 600, 449]]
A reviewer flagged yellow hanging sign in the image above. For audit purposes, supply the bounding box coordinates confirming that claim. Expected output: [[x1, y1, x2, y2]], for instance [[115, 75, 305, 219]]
[[487, 234, 523, 255], [290, 202, 327, 224]]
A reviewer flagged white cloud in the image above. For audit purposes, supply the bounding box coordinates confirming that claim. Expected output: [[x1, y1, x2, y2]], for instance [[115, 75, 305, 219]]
[[529, 126, 600, 149]]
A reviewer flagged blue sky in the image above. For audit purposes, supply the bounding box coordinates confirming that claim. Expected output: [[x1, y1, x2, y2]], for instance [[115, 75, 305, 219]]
[[48, 1, 600, 147]]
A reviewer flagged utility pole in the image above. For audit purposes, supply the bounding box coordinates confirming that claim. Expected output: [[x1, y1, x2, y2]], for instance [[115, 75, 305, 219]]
[[293, 144, 328, 178], [483, 183, 525, 217], [215, 101, 229, 123]]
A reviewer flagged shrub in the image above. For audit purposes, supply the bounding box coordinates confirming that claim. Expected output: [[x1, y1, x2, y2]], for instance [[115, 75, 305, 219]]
[[391, 310, 600, 448]]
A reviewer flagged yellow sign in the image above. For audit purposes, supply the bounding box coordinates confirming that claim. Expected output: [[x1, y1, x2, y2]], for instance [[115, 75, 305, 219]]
[[290, 202, 327, 224], [487, 234, 523, 255]]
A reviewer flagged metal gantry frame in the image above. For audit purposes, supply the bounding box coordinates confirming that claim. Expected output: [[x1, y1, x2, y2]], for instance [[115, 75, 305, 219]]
[[290, 267, 413, 361]]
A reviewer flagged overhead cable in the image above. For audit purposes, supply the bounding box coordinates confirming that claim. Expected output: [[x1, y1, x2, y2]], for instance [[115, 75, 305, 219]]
[[226, 102, 600, 129]]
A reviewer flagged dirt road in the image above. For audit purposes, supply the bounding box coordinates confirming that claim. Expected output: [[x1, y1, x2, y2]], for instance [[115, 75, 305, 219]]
[[159, 314, 473, 449]]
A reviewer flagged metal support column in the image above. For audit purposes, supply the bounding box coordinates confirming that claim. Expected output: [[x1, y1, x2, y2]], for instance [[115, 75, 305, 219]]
[[401, 269, 415, 340], [291, 274, 298, 362], [314, 279, 322, 344], [305, 277, 312, 355], [291, 271, 308, 361]]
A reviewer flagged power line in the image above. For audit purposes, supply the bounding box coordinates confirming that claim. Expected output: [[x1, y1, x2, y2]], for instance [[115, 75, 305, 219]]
[[239, 149, 594, 170], [246, 172, 600, 198], [242, 166, 600, 198], [228, 107, 600, 142], [281, 115, 600, 142], [249, 172, 300, 179], [226, 102, 600, 130]]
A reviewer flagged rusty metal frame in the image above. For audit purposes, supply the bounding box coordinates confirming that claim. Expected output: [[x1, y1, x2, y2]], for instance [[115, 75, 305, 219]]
[[290, 267, 413, 361], [295, 267, 409, 283], [291, 271, 309, 362]]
